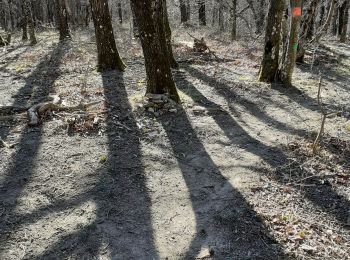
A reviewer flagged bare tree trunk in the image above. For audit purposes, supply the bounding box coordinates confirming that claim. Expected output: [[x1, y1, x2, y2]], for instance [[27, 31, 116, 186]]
[[297, 0, 319, 63], [319, 4, 325, 27], [246, 0, 261, 33], [130, 0, 180, 102], [90, 0, 126, 71], [280, 8, 289, 66], [198, 0, 206, 26], [56, 0, 71, 41], [131, 8, 139, 37], [277, 0, 303, 85], [85, 4, 90, 26], [340, 0, 349, 42], [331, 4, 339, 35], [338, 1, 346, 35], [118, 2, 123, 24], [186, 0, 191, 20], [313, 0, 336, 43], [163, 0, 178, 68], [259, 0, 285, 83], [258, 0, 265, 32], [179, 0, 188, 23], [21, 2, 28, 41], [24, 0, 37, 45], [218, 1, 224, 31], [231, 0, 237, 41]]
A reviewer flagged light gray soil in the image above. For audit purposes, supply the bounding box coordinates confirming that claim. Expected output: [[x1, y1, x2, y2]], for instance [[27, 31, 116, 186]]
[[0, 30, 349, 259]]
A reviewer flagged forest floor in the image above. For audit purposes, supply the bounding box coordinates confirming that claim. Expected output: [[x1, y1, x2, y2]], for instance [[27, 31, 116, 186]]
[[0, 28, 349, 260]]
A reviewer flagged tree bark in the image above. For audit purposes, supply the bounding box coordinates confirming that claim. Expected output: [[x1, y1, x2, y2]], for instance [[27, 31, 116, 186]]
[[331, 4, 339, 35], [24, 0, 37, 45], [179, 0, 188, 23], [56, 0, 71, 41], [186, 0, 191, 20], [21, 2, 28, 41], [277, 0, 303, 86], [118, 2, 123, 24], [163, 0, 178, 68], [231, 0, 237, 41], [297, 0, 319, 63], [259, 0, 285, 83], [319, 4, 325, 27], [198, 0, 206, 26], [338, 1, 346, 35], [258, 0, 265, 33], [90, 0, 126, 71], [313, 0, 336, 43], [340, 0, 349, 42], [218, 1, 224, 31], [130, 0, 180, 102]]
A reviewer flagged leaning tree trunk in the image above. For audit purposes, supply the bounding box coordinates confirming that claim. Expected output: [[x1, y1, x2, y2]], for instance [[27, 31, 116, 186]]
[[163, 0, 178, 68], [56, 0, 71, 41], [24, 0, 37, 45], [90, 0, 126, 71], [258, 0, 285, 83], [340, 0, 349, 42], [231, 0, 237, 41], [198, 0, 206, 26], [278, 0, 303, 86], [130, 0, 180, 103]]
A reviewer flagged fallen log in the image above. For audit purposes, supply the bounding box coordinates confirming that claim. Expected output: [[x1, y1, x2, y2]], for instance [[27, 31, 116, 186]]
[[27, 101, 102, 126]]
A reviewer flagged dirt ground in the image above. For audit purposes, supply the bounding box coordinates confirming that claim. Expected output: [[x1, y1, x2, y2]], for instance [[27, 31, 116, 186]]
[[0, 28, 349, 259]]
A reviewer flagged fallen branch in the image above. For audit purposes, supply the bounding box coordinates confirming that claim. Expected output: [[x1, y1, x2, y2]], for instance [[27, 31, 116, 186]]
[[27, 101, 102, 126], [187, 33, 221, 61]]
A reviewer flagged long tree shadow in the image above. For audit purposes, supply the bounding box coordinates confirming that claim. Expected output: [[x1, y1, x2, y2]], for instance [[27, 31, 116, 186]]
[[0, 43, 67, 140], [174, 72, 350, 232], [297, 45, 350, 93], [31, 70, 158, 259], [0, 42, 71, 256], [182, 64, 313, 138], [157, 106, 286, 259], [0, 46, 30, 71]]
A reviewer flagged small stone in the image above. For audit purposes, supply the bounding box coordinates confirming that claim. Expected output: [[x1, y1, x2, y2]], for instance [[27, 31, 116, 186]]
[[300, 244, 315, 254], [148, 107, 155, 113], [154, 111, 160, 117], [169, 108, 177, 113]]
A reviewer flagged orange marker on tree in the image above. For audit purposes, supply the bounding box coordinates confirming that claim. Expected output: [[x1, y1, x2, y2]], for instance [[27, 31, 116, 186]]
[[292, 7, 302, 17]]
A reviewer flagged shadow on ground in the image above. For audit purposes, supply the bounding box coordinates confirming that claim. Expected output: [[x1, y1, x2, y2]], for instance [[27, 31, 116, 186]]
[[157, 107, 287, 259], [0, 70, 158, 259], [0, 42, 70, 257], [177, 66, 350, 230]]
